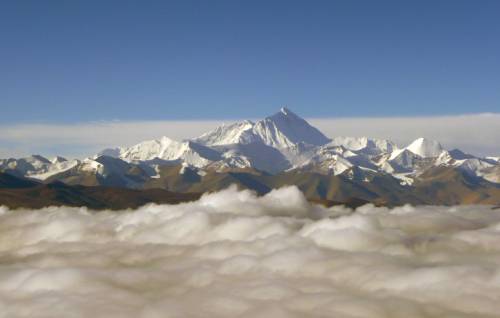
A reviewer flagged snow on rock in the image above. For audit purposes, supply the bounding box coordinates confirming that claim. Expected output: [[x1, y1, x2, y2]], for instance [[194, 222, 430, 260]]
[[434, 151, 454, 167], [80, 158, 105, 174], [29, 159, 80, 180], [405, 137, 444, 158], [213, 142, 291, 174], [455, 158, 495, 181], [179, 162, 190, 175], [194, 120, 258, 146], [0, 155, 79, 180], [50, 156, 68, 164], [118, 136, 221, 168], [196, 107, 330, 150], [329, 137, 397, 155], [322, 155, 354, 175], [389, 149, 420, 170], [252, 107, 330, 148], [486, 156, 500, 163]]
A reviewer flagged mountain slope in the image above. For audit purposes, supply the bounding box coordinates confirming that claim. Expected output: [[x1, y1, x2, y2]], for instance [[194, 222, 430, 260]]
[[252, 107, 330, 148], [0, 172, 201, 209], [194, 120, 258, 146], [103, 137, 221, 167], [43, 156, 151, 188], [406, 137, 444, 158], [195, 107, 330, 149]]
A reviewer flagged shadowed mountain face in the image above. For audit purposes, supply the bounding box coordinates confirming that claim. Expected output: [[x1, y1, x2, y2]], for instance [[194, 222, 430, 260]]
[[0, 172, 39, 188], [3, 163, 499, 209], [135, 164, 500, 206], [0, 172, 375, 210], [0, 172, 202, 210]]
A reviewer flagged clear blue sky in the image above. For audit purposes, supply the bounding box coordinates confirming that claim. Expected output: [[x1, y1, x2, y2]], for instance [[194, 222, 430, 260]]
[[1, 0, 499, 123]]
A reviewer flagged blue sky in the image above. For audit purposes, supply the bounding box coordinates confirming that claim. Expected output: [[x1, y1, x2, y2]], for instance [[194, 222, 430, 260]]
[[1, 0, 499, 123]]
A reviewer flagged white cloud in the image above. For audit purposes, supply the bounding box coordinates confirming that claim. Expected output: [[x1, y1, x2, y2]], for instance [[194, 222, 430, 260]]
[[0, 113, 499, 159], [1, 186, 500, 317]]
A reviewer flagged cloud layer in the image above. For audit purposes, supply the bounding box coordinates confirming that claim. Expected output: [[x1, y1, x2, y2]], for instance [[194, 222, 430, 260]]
[[0, 113, 499, 159], [1, 186, 500, 317]]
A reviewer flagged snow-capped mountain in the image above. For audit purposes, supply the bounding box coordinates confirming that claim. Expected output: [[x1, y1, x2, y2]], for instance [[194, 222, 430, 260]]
[[0, 155, 79, 180], [194, 107, 330, 148], [405, 137, 444, 158], [252, 107, 330, 148], [99, 107, 332, 173], [2, 108, 499, 190], [194, 120, 259, 146], [101, 136, 221, 168], [329, 137, 396, 155]]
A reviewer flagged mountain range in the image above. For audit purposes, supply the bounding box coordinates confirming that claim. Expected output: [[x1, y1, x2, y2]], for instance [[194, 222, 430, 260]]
[[1, 107, 499, 207]]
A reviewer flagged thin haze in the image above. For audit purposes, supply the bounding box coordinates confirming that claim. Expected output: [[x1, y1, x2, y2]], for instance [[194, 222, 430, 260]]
[[2, 186, 500, 317], [0, 113, 499, 159]]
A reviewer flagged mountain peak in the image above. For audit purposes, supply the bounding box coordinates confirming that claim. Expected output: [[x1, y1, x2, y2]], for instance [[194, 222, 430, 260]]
[[406, 137, 444, 158], [270, 107, 301, 121], [194, 108, 329, 148], [279, 106, 292, 115], [255, 107, 330, 148], [51, 156, 68, 164], [29, 155, 51, 164], [160, 136, 176, 144]]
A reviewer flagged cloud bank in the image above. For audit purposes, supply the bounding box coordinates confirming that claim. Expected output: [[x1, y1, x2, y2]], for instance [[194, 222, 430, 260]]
[[0, 113, 499, 159], [1, 186, 500, 317], [0, 120, 223, 159]]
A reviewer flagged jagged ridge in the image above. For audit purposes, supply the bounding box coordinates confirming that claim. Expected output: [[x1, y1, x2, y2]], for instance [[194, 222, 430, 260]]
[[1, 107, 499, 206]]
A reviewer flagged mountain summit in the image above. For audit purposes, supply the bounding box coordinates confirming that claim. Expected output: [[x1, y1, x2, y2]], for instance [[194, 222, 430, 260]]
[[195, 107, 330, 148], [406, 138, 444, 158], [253, 107, 330, 148]]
